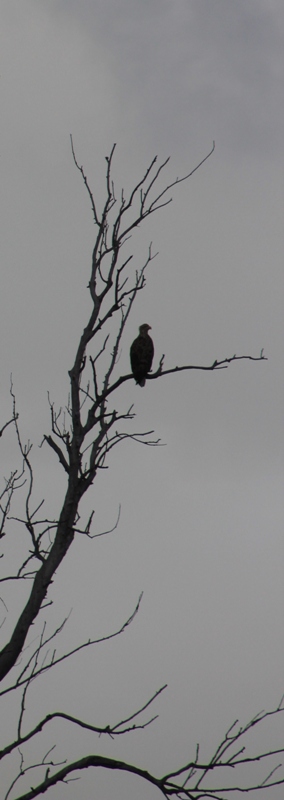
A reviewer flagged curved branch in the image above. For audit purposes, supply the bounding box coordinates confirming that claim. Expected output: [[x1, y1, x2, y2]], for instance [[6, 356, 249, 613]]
[[0, 593, 143, 697], [97, 352, 267, 405], [13, 755, 161, 800], [11, 744, 284, 800], [0, 415, 18, 438], [0, 685, 167, 761], [7, 701, 284, 799]]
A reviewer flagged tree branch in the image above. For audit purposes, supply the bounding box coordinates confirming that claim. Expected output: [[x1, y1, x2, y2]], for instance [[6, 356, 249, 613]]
[[95, 351, 267, 406], [0, 593, 143, 697], [0, 684, 167, 761], [43, 436, 70, 473]]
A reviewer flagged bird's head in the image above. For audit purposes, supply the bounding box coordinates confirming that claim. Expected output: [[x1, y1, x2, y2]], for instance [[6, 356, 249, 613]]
[[139, 323, 152, 334]]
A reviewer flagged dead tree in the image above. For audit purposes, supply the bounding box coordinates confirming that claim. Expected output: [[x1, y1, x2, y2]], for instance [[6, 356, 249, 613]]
[[0, 142, 282, 800]]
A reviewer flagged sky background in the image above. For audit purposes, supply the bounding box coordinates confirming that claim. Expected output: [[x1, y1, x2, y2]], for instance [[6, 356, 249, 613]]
[[0, 1, 283, 798]]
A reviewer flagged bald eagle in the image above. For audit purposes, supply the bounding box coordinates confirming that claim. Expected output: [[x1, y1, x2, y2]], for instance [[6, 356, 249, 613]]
[[130, 324, 154, 387]]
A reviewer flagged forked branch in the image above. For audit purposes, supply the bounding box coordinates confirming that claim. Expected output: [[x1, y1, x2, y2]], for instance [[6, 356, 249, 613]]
[[0, 142, 273, 800], [7, 700, 284, 800]]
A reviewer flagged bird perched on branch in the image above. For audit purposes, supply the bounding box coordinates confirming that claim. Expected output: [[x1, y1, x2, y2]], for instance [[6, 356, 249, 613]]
[[130, 324, 154, 387]]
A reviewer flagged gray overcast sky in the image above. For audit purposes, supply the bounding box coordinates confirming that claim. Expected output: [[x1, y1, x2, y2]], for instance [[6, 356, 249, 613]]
[[1, 1, 283, 798]]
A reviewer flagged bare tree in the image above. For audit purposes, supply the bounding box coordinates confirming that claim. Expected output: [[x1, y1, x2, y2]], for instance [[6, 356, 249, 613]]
[[0, 142, 282, 800]]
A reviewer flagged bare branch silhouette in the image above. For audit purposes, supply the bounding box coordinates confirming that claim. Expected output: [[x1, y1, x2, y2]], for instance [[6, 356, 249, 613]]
[[5, 700, 284, 799], [0, 143, 277, 800]]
